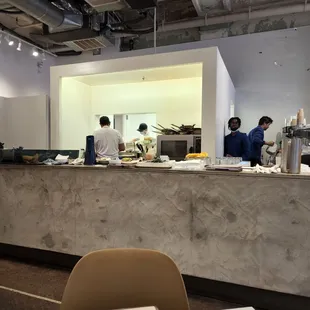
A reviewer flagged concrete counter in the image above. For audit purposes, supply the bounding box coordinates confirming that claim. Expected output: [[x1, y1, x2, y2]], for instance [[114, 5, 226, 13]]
[[1, 163, 310, 179], [1, 164, 310, 298]]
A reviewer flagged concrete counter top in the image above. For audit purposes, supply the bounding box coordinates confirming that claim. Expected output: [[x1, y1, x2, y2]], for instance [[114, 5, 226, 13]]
[[1, 163, 310, 180], [1, 164, 310, 298]]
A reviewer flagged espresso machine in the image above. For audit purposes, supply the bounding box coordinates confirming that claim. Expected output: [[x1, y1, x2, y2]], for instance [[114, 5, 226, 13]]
[[281, 126, 310, 174]]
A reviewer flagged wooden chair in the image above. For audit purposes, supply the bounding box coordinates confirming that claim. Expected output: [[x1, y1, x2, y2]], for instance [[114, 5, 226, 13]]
[[60, 248, 189, 310]]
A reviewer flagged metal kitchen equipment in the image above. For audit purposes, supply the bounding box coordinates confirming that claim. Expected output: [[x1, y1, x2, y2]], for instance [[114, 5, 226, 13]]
[[157, 135, 201, 161], [281, 126, 310, 174], [0, 147, 24, 163]]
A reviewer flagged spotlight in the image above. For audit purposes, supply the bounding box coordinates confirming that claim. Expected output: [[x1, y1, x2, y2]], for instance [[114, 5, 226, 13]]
[[32, 48, 39, 57], [5, 36, 14, 46], [17, 41, 22, 51], [41, 52, 46, 61]]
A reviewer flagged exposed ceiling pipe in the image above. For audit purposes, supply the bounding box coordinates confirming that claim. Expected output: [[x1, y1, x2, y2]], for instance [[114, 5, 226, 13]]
[[191, 0, 205, 16], [48, 45, 73, 53], [222, 0, 232, 11], [157, 3, 310, 33], [55, 50, 82, 57], [6, 0, 83, 31], [191, 0, 223, 16]]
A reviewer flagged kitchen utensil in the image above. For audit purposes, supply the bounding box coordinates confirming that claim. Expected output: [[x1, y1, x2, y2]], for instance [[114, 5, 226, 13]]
[[136, 143, 144, 153], [157, 123, 166, 129], [152, 125, 163, 132]]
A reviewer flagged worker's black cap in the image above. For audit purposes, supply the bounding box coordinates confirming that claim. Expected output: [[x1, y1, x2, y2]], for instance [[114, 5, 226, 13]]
[[137, 123, 148, 132]]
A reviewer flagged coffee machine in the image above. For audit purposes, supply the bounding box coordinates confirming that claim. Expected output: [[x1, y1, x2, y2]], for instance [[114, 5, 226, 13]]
[[281, 126, 310, 174]]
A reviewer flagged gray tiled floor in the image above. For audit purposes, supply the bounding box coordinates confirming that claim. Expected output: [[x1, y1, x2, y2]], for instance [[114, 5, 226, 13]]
[[0, 258, 241, 310]]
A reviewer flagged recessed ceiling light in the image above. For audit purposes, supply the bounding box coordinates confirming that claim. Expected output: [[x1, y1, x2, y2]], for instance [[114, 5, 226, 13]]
[[274, 61, 278, 66]]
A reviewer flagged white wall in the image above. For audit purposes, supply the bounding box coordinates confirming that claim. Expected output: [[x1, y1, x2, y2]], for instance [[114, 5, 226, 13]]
[[91, 78, 202, 131], [60, 78, 92, 149], [0, 43, 55, 98], [1, 95, 49, 148], [0, 97, 6, 144], [236, 90, 306, 142], [216, 51, 235, 157]]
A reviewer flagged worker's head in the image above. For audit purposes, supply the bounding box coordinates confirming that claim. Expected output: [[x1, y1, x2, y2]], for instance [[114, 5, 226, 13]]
[[259, 116, 273, 130], [137, 123, 148, 136], [100, 116, 111, 127], [228, 117, 241, 132]]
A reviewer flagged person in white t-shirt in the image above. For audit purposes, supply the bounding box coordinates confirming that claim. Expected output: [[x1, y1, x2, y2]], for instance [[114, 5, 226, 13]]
[[94, 116, 125, 158]]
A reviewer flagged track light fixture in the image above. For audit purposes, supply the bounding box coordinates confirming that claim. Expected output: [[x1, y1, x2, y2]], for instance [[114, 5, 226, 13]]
[[32, 48, 39, 57], [17, 41, 22, 51], [5, 35, 14, 46], [0, 30, 56, 58]]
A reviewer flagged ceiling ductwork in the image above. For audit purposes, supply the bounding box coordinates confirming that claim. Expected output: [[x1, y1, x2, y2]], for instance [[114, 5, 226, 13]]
[[65, 36, 113, 51], [84, 0, 129, 12], [84, 0, 157, 12], [31, 26, 113, 52], [2, 0, 308, 55], [5, 0, 83, 32], [125, 0, 157, 10], [191, 0, 219, 16]]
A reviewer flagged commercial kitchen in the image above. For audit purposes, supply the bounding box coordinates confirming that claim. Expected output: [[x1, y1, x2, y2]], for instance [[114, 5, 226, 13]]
[[1, 1, 310, 310]]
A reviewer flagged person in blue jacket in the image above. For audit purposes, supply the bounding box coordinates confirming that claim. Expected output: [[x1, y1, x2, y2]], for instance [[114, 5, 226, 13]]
[[248, 116, 274, 166], [224, 117, 250, 161]]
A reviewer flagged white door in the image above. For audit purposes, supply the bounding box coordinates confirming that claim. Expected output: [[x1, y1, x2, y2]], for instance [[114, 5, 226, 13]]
[[4, 95, 50, 149]]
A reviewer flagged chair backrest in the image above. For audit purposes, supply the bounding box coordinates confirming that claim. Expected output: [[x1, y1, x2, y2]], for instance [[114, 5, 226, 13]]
[[60, 248, 189, 310]]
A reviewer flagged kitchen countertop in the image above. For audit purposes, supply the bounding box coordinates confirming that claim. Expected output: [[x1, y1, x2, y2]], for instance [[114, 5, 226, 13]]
[[1, 163, 310, 180], [1, 163, 310, 298]]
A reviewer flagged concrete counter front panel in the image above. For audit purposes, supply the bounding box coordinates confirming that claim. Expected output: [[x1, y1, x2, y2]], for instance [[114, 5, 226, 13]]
[[1, 166, 310, 297]]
